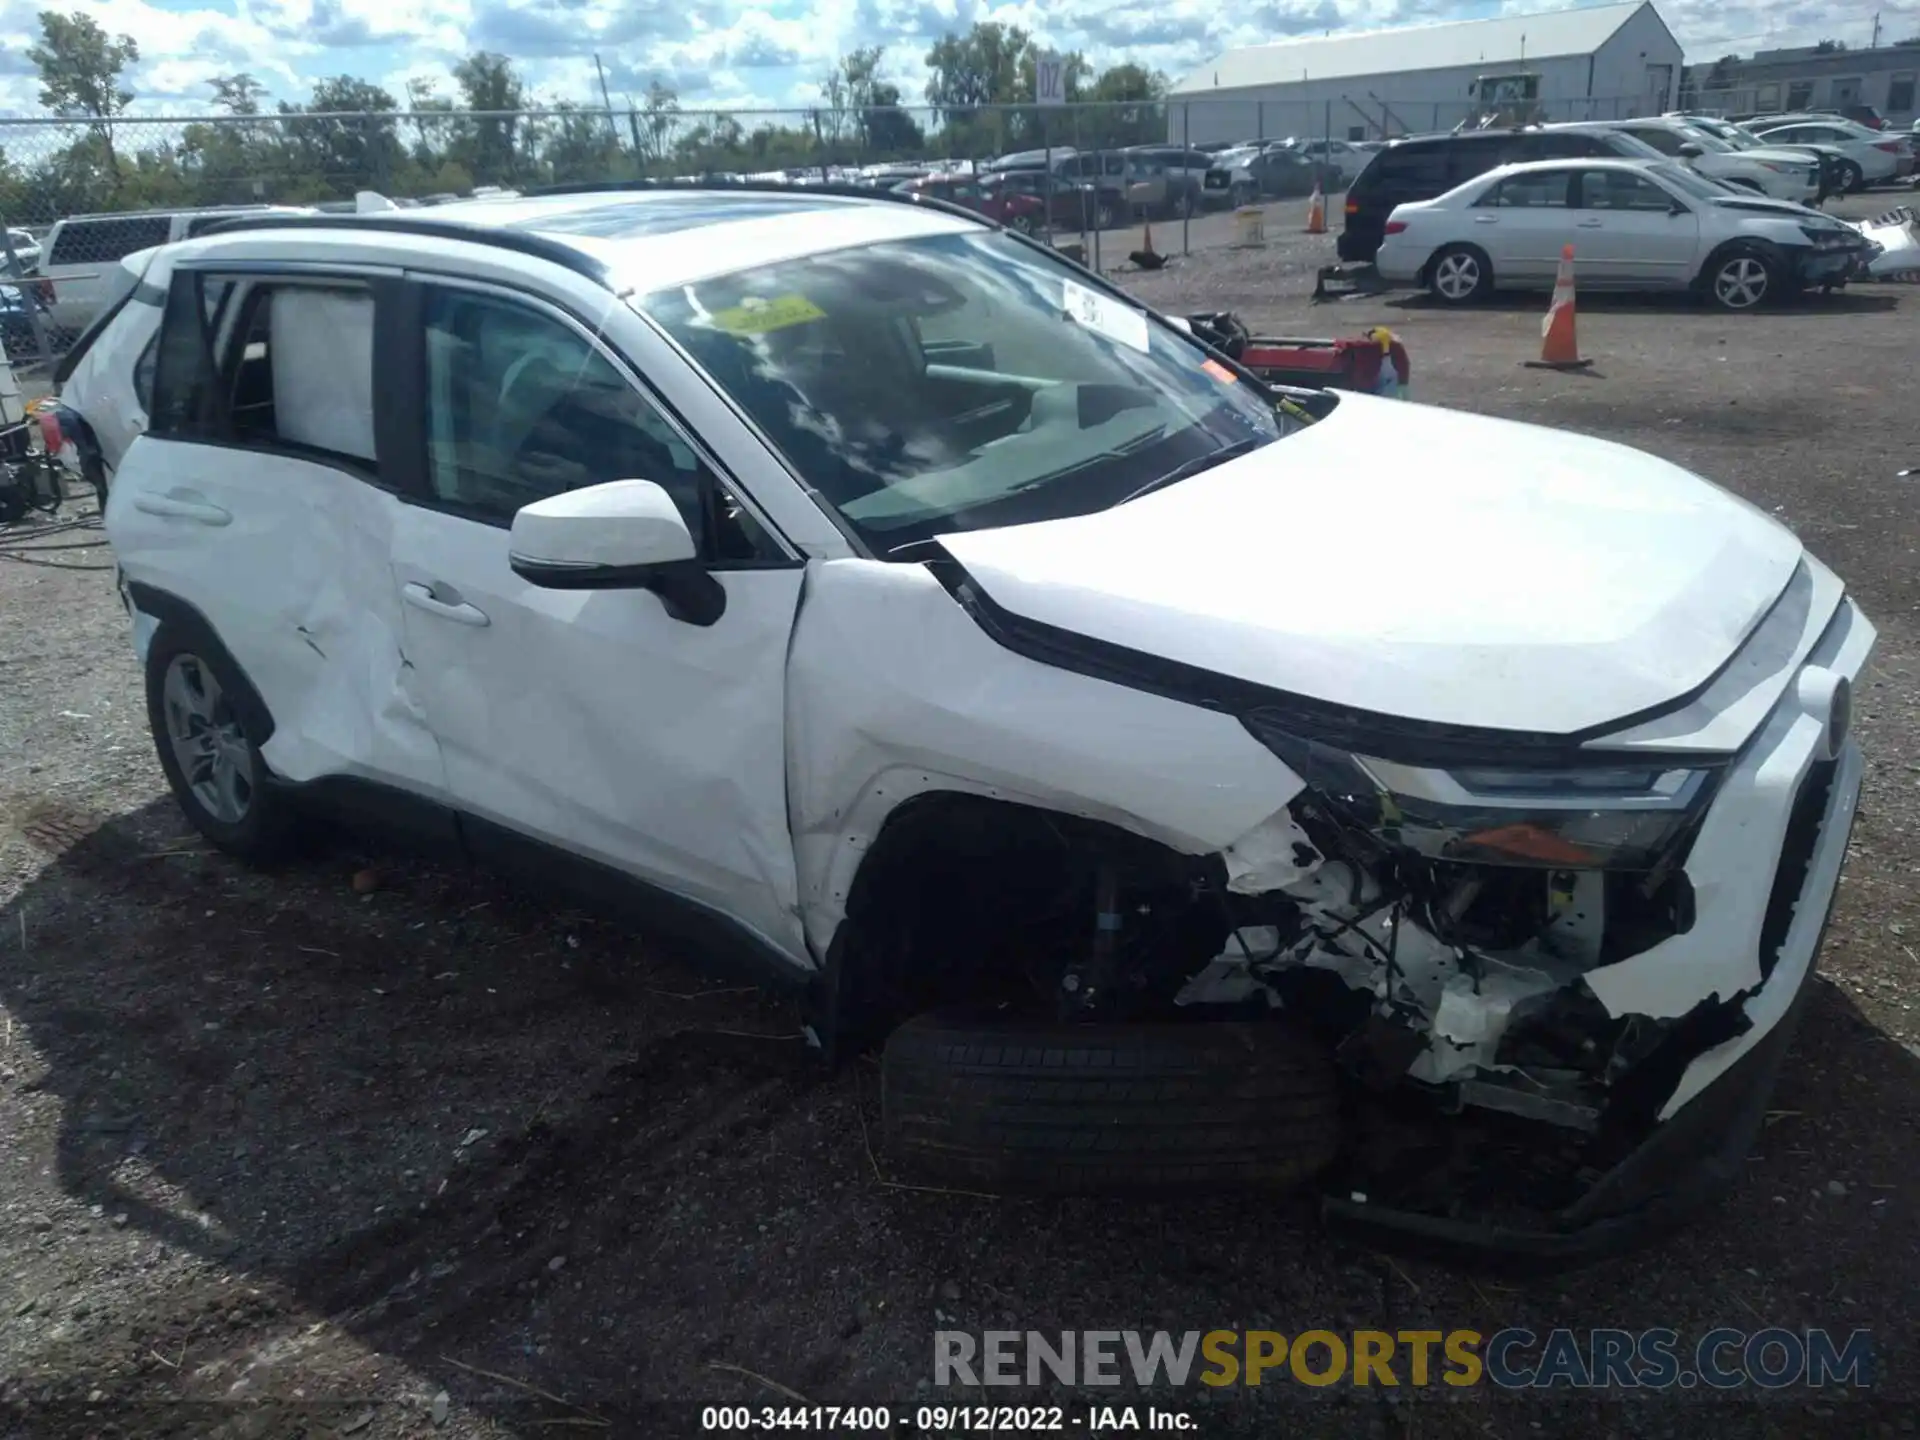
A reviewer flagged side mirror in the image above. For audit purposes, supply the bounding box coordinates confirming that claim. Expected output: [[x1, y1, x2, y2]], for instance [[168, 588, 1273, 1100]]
[[1678, 142, 1704, 157], [508, 479, 726, 627], [1671, 201, 1690, 216]]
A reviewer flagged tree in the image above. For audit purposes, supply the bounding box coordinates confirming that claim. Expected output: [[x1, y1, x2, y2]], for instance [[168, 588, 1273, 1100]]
[[1082, 63, 1168, 148], [278, 76, 401, 199], [1814, 38, 1848, 53], [29, 10, 139, 182], [637, 80, 680, 167], [453, 51, 526, 183], [210, 73, 266, 116], [925, 22, 1029, 117], [820, 47, 924, 158]]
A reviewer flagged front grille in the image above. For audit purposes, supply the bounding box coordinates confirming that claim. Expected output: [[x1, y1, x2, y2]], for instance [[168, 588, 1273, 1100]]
[[1757, 757, 1838, 981]]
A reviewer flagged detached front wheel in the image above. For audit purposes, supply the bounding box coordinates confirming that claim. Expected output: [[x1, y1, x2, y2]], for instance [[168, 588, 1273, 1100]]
[[880, 1010, 1341, 1194]]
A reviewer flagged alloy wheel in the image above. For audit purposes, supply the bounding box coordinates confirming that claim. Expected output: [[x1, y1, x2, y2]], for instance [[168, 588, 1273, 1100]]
[[1714, 255, 1770, 309], [1434, 252, 1481, 300], [162, 653, 255, 824]]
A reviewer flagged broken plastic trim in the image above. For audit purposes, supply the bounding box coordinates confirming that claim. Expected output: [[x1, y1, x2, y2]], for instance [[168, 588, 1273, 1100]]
[[1321, 954, 1818, 1273]]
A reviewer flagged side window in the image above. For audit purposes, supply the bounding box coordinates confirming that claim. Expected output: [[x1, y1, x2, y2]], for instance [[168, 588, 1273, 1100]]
[[148, 272, 374, 465], [1575, 170, 1674, 212], [1625, 126, 1684, 155], [48, 216, 172, 268], [1518, 133, 1601, 160], [134, 333, 158, 412], [149, 272, 235, 437], [420, 288, 775, 561], [222, 282, 377, 461], [1446, 139, 1512, 185], [1479, 172, 1571, 207]]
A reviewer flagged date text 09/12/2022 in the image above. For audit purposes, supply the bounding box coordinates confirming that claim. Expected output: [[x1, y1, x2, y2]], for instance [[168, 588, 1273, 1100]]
[[701, 1406, 1195, 1432]]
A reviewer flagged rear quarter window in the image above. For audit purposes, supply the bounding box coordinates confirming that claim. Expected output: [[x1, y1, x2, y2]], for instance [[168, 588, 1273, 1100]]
[[1354, 142, 1452, 196], [47, 216, 173, 268]]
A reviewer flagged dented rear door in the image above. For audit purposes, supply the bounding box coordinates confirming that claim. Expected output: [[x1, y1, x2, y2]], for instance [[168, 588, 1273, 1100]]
[[105, 263, 449, 803]]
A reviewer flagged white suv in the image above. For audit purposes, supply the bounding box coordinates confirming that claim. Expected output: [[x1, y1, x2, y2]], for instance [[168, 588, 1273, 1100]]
[[94, 185, 1874, 1258]]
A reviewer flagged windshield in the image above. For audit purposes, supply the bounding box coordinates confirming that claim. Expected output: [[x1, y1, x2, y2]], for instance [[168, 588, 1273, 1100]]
[[642, 229, 1289, 553], [1676, 125, 1734, 153], [1707, 122, 1761, 150], [1649, 161, 1735, 199]]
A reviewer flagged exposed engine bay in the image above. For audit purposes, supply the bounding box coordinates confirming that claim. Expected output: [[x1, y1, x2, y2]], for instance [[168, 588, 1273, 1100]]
[[1172, 804, 1714, 1137]]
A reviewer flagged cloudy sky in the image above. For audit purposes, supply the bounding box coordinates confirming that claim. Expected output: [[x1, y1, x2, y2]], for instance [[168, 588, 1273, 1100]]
[[0, 0, 1908, 119]]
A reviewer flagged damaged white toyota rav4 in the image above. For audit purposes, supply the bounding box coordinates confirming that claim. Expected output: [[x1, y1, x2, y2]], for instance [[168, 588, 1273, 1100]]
[[86, 184, 1873, 1267]]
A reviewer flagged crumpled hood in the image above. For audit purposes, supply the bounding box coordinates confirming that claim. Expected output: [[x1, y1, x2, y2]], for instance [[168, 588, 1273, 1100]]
[[936, 393, 1805, 736]]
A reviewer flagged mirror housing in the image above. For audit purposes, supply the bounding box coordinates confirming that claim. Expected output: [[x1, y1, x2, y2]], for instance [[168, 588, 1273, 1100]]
[[1678, 142, 1704, 157], [508, 479, 725, 627]]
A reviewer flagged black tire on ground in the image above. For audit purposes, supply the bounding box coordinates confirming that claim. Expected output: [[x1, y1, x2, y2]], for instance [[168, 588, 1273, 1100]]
[[1835, 159, 1864, 194], [1427, 243, 1493, 304], [880, 1010, 1342, 1194], [144, 625, 299, 861]]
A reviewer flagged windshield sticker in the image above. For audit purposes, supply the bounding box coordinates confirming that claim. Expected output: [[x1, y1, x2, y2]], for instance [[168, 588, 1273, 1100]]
[[708, 293, 827, 336], [1202, 358, 1238, 384], [1062, 279, 1151, 354]]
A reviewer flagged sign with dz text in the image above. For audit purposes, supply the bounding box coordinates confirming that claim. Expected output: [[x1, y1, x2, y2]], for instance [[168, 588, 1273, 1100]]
[[1036, 51, 1067, 107]]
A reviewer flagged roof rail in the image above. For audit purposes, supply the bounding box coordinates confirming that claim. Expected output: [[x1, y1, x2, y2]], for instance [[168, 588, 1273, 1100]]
[[183, 211, 616, 286], [521, 177, 996, 231]]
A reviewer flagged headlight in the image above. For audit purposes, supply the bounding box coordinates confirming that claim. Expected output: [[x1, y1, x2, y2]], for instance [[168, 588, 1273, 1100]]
[[1244, 720, 1720, 871], [1799, 224, 1857, 248]]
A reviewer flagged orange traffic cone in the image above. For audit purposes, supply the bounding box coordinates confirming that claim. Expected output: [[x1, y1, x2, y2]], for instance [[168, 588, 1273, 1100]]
[[1141, 218, 1157, 257], [1305, 180, 1327, 234], [1525, 244, 1594, 371]]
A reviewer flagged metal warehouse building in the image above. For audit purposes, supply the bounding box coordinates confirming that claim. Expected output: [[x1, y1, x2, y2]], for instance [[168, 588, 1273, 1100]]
[[1168, 1, 1685, 146]]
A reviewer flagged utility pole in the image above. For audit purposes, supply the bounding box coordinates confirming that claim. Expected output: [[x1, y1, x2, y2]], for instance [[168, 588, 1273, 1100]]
[[1871, 11, 1882, 47], [593, 52, 623, 149]]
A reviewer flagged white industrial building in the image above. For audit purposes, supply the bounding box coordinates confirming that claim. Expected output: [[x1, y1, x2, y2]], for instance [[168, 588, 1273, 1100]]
[[1169, 1, 1685, 146]]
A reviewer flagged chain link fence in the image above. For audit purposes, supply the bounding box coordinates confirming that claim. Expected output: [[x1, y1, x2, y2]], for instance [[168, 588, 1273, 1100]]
[[0, 91, 1662, 372]]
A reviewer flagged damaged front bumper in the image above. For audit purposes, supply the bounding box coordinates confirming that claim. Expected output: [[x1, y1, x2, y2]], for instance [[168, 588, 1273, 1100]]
[[1325, 734, 1861, 1269], [1185, 588, 1875, 1268]]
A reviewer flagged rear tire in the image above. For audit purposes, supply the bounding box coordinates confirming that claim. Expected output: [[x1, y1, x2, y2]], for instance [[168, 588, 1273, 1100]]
[[144, 626, 298, 861], [1835, 159, 1864, 194], [1428, 243, 1492, 304], [880, 1010, 1341, 1194]]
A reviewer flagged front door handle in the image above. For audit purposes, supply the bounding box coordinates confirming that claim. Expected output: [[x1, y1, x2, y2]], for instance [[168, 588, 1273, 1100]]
[[1472, 214, 1498, 224], [402, 582, 490, 628], [1576, 218, 1604, 228], [133, 489, 230, 526]]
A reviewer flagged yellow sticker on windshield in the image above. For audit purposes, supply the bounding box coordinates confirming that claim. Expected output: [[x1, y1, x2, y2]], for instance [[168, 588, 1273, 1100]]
[[708, 294, 827, 336]]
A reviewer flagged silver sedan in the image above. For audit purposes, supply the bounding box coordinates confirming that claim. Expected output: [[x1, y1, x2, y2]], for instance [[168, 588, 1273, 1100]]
[[1374, 157, 1871, 311]]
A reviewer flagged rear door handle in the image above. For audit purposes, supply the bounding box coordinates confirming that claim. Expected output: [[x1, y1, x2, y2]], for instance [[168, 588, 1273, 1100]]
[[1472, 214, 1498, 224], [132, 489, 230, 526], [1576, 218, 1604, 228], [403, 581, 490, 628]]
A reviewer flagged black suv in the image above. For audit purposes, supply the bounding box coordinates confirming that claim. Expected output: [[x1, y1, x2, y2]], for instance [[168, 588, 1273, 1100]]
[[1337, 125, 1667, 263]]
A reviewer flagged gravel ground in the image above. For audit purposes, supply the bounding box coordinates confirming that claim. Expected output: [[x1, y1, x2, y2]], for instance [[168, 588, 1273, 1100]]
[[2, 193, 1917, 1439]]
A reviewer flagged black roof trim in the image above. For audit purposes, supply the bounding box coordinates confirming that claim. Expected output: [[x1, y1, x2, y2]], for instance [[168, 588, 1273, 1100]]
[[184, 212, 616, 287], [523, 178, 997, 232]]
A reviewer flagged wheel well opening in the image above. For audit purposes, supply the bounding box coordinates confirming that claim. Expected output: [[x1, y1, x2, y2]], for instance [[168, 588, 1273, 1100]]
[[817, 793, 1226, 1057]]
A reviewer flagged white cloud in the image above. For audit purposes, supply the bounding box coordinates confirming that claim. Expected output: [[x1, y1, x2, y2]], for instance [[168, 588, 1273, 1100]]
[[0, 0, 1909, 120]]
